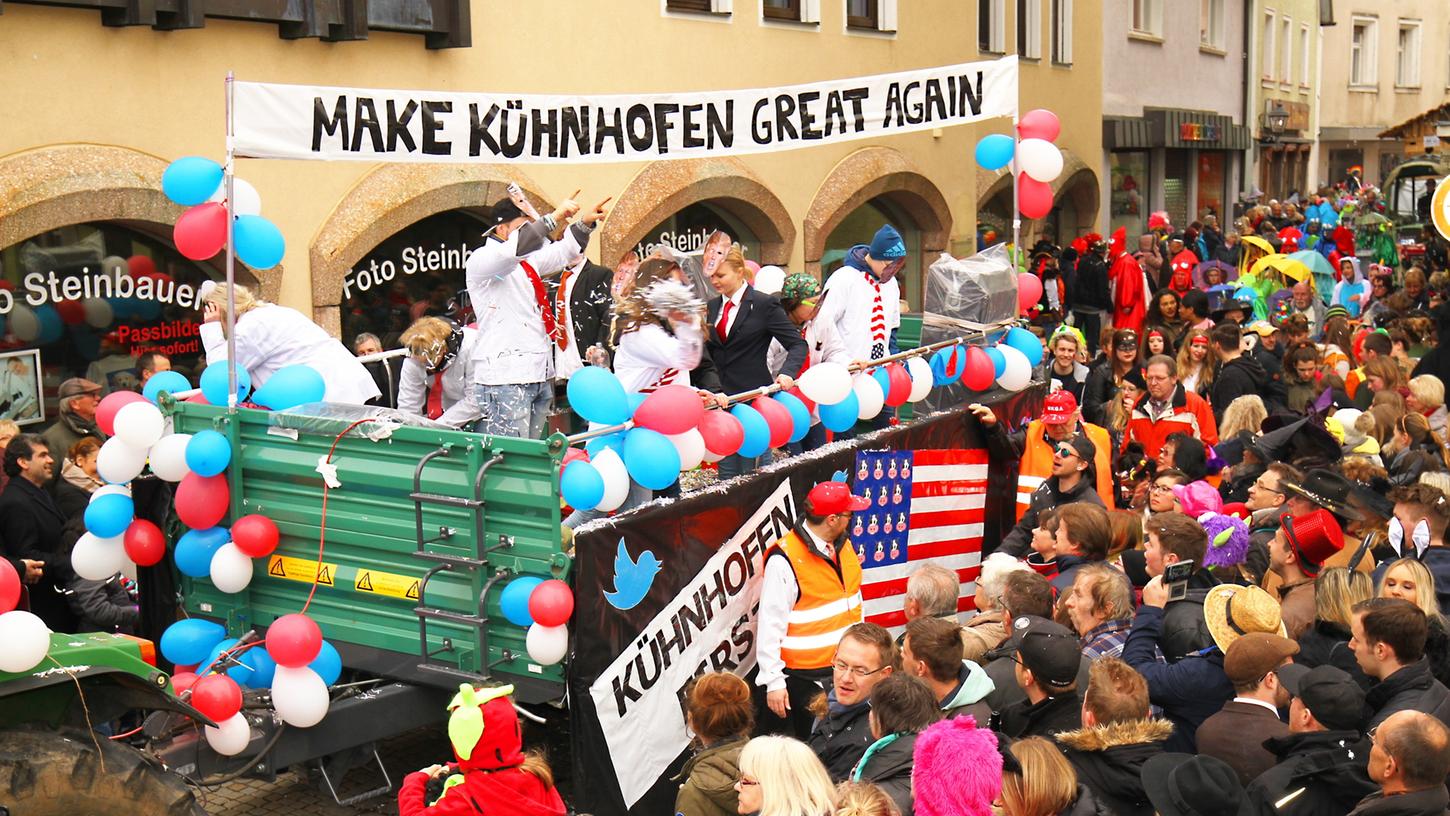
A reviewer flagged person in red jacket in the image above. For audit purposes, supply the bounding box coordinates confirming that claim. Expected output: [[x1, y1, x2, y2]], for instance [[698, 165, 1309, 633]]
[[398, 683, 567, 816], [1111, 248, 1148, 335], [1124, 354, 1219, 460]]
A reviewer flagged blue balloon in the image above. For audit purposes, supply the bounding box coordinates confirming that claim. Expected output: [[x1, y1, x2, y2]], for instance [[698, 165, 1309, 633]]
[[819, 391, 860, 433], [584, 431, 626, 458], [1005, 327, 1044, 366], [159, 618, 227, 666], [186, 430, 232, 478], [560, 461, 605, 510], [201, 638, 248, 681], [501, 576, 544, 627], [34, 305, 63, 345], [308, 640, 342, 686], [234, 215, 286, 270], [871, 367, 893, 399], [162, 157, 224, 206], [85, 493, 134, 539], [175, 526, 231, 578], [986, 346, 1007, 378], [623, 427, 681, 491], [731, 404, 771, 459], [773, 393, 811, 444], [931, 345, 966, 386], [974, 134, 1016, 171], [253, 365, 325, 410], [201, 360, 251, 406], [241, 645, 278, 688], [628, 392, 648, 415], [142, 370, 191, 403], [567, 367, 631, 426]]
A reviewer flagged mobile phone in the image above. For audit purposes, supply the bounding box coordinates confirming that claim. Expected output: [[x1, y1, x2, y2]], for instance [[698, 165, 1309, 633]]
[[1164, 559, 1194, 602]]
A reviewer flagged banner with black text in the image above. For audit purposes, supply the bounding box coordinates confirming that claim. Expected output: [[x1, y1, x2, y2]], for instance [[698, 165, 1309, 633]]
[[233, 57, 1017, 164]]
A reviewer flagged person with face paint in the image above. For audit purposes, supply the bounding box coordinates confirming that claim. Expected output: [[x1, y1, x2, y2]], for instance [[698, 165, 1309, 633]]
[[397, 317, 483, 428]]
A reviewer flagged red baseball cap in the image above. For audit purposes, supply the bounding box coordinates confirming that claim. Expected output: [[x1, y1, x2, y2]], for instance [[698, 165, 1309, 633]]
[[1041, 391, 1078, 425], [807, 482, 871, 516], [1280, 508, 1346, 576]]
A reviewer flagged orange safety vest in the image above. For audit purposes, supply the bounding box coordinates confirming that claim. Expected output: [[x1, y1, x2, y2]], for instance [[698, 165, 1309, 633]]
[[1015, 420, 1116, 520], [765, 529, 864, 671]]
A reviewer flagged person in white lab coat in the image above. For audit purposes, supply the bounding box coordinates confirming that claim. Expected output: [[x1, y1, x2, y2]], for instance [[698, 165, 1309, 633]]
[[396, 317, 482, 428], [200, 283, 380, 405]]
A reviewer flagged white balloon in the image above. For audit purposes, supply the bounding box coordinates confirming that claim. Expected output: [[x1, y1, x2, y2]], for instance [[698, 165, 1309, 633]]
[[271, 666, 330, 728], [1017, 138, 1065, 183], [207, 177, 262, 217], [121, 559, 139, 582], [905, 357, 935, 403], [526, 623, 569, 665], [852, 374, 885, 420], [97, 438, 149, 484], [83, 298, 114, 329], [753, 265, 786, 295], [113, 401, 165, 449], [0, 610, 51, 673], [148, 433, 193, 482], [210, 543, 254, 594], [205, 713, 252, 756], [797, 362, 853, 405], [667, 429, 706, 471], [592, 448, 630, 512], [9, 305, 39, 342], [996, 344, 1033, 391], [92, 483, 132, 500], [72, 532, 128, 581], [702, 448, 726, 464]]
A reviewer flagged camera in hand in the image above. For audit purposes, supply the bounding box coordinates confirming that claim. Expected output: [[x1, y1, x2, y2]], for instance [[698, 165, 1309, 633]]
[[1163, 559, 1194, 602]]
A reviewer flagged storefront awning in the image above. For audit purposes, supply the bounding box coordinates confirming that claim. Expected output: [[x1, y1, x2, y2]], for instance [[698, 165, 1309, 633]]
[[1104, 110, 1250, 151], [1379, 102, 1450, 139]]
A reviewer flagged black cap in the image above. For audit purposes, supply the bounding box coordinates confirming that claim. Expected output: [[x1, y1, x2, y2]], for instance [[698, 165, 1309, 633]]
[[1123, 366, 1147, 391], [1009, 615, 1080, 689], [1142, 754, 1245, 816], [490, 198, 526, 225], [1064, 434, 1097, 463], [1169, 232, 1187, 243], [1275, 664, 1368, 732]]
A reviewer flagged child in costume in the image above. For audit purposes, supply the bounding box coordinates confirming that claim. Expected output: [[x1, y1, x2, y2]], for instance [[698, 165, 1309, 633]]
[[397, 684, 566, 816]]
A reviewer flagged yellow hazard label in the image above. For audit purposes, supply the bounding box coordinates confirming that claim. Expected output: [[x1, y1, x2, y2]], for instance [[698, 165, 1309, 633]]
[[353, 568, 421, 601], [266, 555, 337, 587]]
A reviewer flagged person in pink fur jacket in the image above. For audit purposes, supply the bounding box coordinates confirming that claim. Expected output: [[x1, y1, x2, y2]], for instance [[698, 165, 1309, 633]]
[[911, 716, 1003, 816]]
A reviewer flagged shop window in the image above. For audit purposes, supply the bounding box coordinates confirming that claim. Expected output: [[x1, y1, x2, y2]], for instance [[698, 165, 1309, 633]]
[[1328, 148, 1364, 185], [0, 223, 227, 424], [1350, 16, 1378, 87], [1109, 151, 1148, 239], [1051, 0, 1072, 64], [1017, 0, 1040, 59], [1396, 20, 1421, 88], [1196, 152, 1227, 222], [823, 198, 923, 312], [978, 0, 1005, 52]]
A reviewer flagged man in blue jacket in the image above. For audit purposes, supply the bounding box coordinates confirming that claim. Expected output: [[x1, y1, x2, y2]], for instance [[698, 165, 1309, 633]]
[[1124, 581, 1286, 753]]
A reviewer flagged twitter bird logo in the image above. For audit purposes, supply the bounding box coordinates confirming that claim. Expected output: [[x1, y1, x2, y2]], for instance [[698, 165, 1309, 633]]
[[605, 538, 661, 611]]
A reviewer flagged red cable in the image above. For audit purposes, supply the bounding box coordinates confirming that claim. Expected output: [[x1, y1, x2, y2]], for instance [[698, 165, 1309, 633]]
[[108, 725, 145, 740], [300, 417, 379, 615]]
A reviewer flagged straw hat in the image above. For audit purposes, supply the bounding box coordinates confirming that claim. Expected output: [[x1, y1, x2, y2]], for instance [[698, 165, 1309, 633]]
[[1203, 584, 1286, 652]]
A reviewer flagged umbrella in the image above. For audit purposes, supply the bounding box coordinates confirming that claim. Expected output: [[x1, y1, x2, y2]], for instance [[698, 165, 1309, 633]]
[[1250, 254, 1313, 289], [1355, 211, 1391, 228], [1240, 235, 1275, 256], [1193, 260, 1237, 289], [1289, 251, 1337, 303]]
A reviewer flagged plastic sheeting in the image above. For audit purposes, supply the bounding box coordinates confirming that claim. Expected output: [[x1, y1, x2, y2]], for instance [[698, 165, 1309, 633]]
[[920, 244, 1022, 413], [269, 401, 449, 440]]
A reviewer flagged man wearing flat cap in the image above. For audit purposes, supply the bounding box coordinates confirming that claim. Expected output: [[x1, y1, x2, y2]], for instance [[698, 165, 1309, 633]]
[[40, 377, 105, 491], [1195, 632, 1298, 785], [1246, 664, 1376, 815]]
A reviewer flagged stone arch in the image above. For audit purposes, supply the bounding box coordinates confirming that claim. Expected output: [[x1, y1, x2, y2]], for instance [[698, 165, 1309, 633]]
[[1051, 162, 1101, 240], [601, 158, 794, 268], [802, 147, 952, 276], [0, 144, 272, 296], [309, 164, 552, 333]]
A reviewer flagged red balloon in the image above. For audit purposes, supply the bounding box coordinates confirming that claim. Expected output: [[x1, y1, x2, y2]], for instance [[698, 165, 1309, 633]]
[[1019, 175, 1054, 220], [231, 514, 279, 558], [752, 397, 793, 449], [127, 255, 158, 279], [0, 558, 19, 614], [171, 671, 199, 695], [788, 386, 816, 414], [123, 519, 166, 567], [176, 473, 230, 530], [698, 410, 745, 457], [1017, 273, 1044, 315], [190, 673, 242, 721], [173, 203, 228, 261], [1017, 108, 1061, 142], [528, 579, 575, 628], [562, 447, 589, 467], [883, 364, 912, 407], [96, 391, 147, 437], [963, 347, 997, 391], [633, 385, 705, 435], [55, 300, 86, 325], [266, 613, 322, 668]]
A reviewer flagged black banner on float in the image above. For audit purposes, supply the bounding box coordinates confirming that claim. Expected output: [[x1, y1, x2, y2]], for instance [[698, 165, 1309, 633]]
[[566, 389, 1041, 816]]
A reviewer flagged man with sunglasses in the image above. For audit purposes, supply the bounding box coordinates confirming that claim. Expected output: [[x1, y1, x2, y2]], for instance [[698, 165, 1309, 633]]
[[998, 434, 1104, 557]]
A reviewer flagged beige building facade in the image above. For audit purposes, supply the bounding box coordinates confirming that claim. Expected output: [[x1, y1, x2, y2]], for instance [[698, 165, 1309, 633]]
[[1247, 0, 1325, 200]]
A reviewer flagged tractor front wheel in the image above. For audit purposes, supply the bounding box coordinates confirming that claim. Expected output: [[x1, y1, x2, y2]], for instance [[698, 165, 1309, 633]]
[[0, 727, 207, 816]]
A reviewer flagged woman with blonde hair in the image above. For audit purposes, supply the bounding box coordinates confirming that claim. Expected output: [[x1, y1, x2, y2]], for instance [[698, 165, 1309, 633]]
[[736, 736, 835, 816], [1295, 567, 1374, 689], [1218, 395, 1267, 440], [1175, 328, 1215, 396], [201, 282, 380, 405], [1379, 558, 1450, 687], [676, 673, 755, 816], [396, 316, 482, 427], [1406, 374, 1448, 437], [833, 782, 900, 816], [999, 736, 1102, 816]]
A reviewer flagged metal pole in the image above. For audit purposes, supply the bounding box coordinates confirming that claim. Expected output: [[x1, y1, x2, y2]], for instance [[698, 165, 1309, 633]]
[[1011, 92, 1021, 283], [224, 71, 238, 410]]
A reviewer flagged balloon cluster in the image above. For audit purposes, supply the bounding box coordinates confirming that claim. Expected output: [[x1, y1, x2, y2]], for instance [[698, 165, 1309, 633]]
[[499, 577, 574, 666], [196, 359, 325, 410], [163, 157, 285, 270], [972, 109, 1065, 220], [160, 612, 339, 755]]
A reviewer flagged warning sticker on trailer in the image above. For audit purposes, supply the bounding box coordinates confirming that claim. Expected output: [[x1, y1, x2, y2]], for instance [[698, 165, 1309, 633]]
[[354, 568, 421, 601], [266, 555, 337, 587]]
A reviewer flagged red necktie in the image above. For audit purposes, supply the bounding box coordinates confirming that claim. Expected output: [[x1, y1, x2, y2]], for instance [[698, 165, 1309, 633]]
[[520, 260, 558, 342], [554, 269, 572, 351], [866, 272, 886, 359], [426, 371, 445, 420], [716, 300, 734, 341]]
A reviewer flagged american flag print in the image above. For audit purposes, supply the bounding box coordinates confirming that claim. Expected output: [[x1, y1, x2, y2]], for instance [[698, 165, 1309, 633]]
[[847, 448, 988, 632]]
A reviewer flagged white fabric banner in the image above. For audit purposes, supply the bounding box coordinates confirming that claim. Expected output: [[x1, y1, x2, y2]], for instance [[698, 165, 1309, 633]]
[[233, 57, 1017, 164], [587, 479, 796, 808]]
